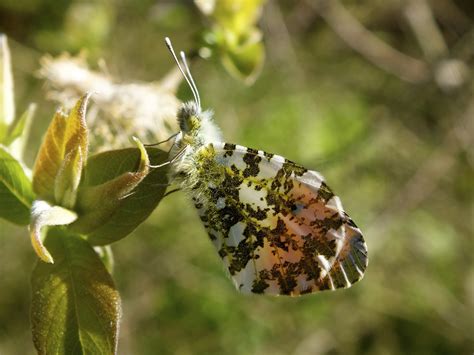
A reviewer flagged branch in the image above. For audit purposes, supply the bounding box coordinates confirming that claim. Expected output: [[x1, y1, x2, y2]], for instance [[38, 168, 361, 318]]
[[403, 0, 448, 61], [306, 0, 430, 83]]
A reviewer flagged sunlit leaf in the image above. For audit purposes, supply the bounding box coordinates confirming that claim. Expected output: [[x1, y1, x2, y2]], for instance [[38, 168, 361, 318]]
[[3, 103, 36, 157], [206, 0, 265, 33], [63, 93, 89, 156], [0, 144, 34, 225], [54, 144, 84, 209], [32, 109, 67, 200], [29, 200, 78, 263], [32, 94, 90, 201], [0, 34, 14, 141], [72, 137, 150, 235], [31, 228, 121, 354], [35, 3, 113, 56], [199, 0, 266, 84], [74, 146, 168, 245]]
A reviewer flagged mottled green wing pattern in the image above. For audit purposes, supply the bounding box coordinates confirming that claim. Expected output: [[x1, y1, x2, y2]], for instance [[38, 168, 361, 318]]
[[190, 143, 368, 296]]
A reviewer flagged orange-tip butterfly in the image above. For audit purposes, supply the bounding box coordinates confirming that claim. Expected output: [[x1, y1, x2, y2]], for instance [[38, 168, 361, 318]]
[[161, 37, 368, 296]]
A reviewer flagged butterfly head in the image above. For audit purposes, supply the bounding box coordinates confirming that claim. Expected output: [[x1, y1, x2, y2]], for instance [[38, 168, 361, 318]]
[[177, 100, 201, 134], [175, 100, 221, 147], [166, 37, 222, 146]]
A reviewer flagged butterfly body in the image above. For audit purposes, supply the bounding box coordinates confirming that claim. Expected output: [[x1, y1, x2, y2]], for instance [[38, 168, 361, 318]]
[[168, 101, 368, 296]]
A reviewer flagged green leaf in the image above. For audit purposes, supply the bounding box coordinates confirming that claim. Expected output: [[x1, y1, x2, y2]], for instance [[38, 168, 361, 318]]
[[207, 0, 265, 33], [200, 0, 266, 84], [32, 94, 90, 201], [220, 30, 265, 84], [72, 138, 149, 235], [75, 146, 168, 245], [31, 228, 121, 355], [30, 200, 78, 263], [0, 34, 15, 141], [32, 109, 67, 199], [0, 144, 34, 225], [4, 103, 36, 151], [54, 144, 84, 209]]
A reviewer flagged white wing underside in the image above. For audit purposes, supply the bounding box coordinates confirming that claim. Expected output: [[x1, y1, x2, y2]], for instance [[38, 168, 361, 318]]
[[190, 142, 368, 296]]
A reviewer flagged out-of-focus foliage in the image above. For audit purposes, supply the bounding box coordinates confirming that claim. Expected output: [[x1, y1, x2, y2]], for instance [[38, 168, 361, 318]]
[[0, 35, 36, 161], [0, 145, 34, 225], [38, 54, 181, 151], [198, 0, 266, 83], [0, 0, 473, 354], [31, 228, 121, 354], [35, 2, 114, 57]]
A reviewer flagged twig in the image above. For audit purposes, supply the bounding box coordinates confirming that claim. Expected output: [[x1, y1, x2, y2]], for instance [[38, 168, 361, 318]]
[[403, 0, 448, 61], [263, 1, 307, 85], [431, 0, 473, 34], [305, 0, 430, 83]]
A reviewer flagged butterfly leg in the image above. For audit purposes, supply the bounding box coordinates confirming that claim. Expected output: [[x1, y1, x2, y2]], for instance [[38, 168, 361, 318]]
[[148, 145, 187, 169], [144, 132, 179, 147]]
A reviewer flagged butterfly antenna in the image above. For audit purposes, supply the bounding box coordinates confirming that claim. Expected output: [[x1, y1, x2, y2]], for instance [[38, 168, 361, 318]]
[[180, 50, 201, 110], [165, 37, 200, 110]]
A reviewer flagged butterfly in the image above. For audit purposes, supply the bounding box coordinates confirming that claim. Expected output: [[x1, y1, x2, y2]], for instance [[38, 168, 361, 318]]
[[162, 37, 368, 296]]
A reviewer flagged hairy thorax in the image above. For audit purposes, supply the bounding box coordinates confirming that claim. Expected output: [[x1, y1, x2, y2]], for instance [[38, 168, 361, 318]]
[[168, 143, 223, 204], [168, 101, 223, 194]]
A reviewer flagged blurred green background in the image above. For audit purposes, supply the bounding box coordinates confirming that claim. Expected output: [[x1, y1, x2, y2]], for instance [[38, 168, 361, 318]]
[[1, 0, 473, 354]]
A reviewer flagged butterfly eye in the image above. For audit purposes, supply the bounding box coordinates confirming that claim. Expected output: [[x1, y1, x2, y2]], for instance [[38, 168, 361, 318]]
[[177, 101, 201, 133]]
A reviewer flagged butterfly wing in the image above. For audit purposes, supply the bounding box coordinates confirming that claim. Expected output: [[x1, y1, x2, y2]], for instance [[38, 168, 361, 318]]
[[192, 142, 368, 296]]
